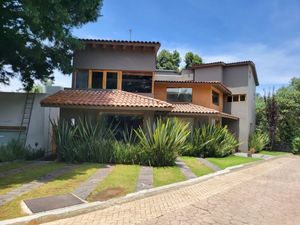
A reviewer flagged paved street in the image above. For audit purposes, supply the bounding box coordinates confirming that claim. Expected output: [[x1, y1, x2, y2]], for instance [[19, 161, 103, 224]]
[[44, 156, 300, 225]]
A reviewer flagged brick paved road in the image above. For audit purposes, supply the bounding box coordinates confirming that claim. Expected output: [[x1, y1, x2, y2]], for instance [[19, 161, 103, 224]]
[[44, 156, 300, 225]]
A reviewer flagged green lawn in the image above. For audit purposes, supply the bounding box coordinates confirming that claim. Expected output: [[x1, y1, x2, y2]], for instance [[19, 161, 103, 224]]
[[207, 155, 261, 169], [153, 166, 186, 187], [0, 161, 31, 173], [0, 162, 67, 195], [180, 156, 213, 177], [260, 150, 290, 156], [0, 163, 102, 220], [88, 165, 140, 202]]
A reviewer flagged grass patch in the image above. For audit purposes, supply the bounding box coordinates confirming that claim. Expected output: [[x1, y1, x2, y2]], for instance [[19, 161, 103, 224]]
[[0, 162, 67, 195], [207, 155, 261, 170], [180, 156, 213, 176], [0, 161, 31, 173], [0, 163, 102, 220], [260, 150, 290, 156], [153, 166, 186, 187], [88, 165, 140, 201]]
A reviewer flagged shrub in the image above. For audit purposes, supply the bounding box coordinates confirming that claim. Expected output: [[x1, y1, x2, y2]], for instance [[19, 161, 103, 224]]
[[134, 118, 190, 166], [292, 137, 300, 154], [0, 139, 45, 162], [183, 124, 239, 157], [51, 117, 116, 163], [249, 131, 269, 153]]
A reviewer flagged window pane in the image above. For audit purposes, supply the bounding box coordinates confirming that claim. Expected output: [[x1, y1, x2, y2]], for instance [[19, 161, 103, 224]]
[[106, 72, 118, 89], [233, 95, 239, 102], [0, 131, 20, 145], [227, 96, 232, 102], [240, 94, 246, 101], [92, 72, 103, 89], [75, 70, 88, 89], [167, 88, 192, 102], [212, 91, 219, 105], [122, 74, 152, 93]]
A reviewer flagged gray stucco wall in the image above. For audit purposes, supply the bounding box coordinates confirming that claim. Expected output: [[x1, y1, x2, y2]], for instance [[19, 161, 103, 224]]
[[0, 92, 59, 151], [223, 66, 248, 87], [194, 66, 223, 82], [74, 47, 156, 71]]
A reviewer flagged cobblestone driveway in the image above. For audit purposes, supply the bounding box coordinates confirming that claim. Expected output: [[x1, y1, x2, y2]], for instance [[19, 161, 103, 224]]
[[44, 156, 300, 225]]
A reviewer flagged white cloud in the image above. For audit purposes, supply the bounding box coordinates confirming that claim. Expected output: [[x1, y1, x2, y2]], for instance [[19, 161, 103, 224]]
[[162, 39, 300, 88]]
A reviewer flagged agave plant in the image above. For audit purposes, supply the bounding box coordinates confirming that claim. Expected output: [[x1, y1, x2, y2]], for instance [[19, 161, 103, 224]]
[[134, 118, 191, 166], [185, 124, 239, 157], [249, 131, 269, 153]]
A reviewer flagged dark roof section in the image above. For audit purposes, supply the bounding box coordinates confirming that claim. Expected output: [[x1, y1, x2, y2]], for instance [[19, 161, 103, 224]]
[[155, 80, 232, 95], [189, 61, 259, 86], [79, 38, 161, 52]]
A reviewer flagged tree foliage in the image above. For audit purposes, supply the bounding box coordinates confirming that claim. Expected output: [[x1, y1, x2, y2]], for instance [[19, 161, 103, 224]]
[[156, 49, 181, 71], [256, 77, 300, 150], [0, 0, 103, 91], [184, 51, 202, 68]]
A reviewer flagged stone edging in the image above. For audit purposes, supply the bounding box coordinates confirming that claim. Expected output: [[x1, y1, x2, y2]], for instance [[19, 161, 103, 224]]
[[0, 156, 291, 225]]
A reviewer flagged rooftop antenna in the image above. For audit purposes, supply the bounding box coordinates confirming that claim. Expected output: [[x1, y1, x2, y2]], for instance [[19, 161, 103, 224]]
[[129, 29, 132, 41]]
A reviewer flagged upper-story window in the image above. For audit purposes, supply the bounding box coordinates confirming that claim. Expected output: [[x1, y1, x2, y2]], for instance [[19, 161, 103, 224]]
[[91, 71, 103, 89], [212, 91, 219, 105], [227, 94, 246, 102], [106, 72, 118, 89], [76, 70, 88, 89], [167, 88, 192, 102], [122, 74, 152, 93]]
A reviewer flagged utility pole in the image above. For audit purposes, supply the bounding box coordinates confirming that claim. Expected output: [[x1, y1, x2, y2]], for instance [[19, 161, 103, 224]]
[[129, 29, 132, 41]]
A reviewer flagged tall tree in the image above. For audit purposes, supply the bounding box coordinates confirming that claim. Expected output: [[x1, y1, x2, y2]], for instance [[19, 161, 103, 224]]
[[0, 0, 103, 91], [264, 90, 279, 150], [184, 52, 203, 68], [156, 49, 181, 71]]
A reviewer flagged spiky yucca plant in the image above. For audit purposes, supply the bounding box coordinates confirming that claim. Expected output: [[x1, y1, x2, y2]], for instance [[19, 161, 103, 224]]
[[186, 124, 239, 157], [134, 118, 191, 166], [249, 131, 269, 153]]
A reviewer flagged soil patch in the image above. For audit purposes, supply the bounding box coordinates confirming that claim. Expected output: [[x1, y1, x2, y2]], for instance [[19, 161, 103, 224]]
[[92, 187, 125, 201]]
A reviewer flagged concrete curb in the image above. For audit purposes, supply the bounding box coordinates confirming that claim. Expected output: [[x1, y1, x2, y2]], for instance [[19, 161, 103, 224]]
[[0, 156, 291, 225]]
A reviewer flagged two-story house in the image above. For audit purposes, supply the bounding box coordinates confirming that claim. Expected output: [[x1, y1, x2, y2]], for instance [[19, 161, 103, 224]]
[[41, 39, 258, 152]]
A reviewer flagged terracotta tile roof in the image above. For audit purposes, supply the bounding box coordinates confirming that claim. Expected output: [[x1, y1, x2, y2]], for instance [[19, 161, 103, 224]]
[[40, 89, 173, 110], [155, 80, 232, 95], [171, 103, 219, 114], [170, 103, 239, 120], [79, 38, 160, 45]]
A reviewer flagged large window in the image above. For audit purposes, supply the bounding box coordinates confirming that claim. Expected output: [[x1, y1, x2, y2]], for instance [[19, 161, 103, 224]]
[[105, 115, 143, 140], [76, 70, 88, 89], [91, 72, 103, 89], [106, 72, 118, 89], [122, 74, 152, 93], [166, 88, 192, 102], [212, 91, 219, 105]]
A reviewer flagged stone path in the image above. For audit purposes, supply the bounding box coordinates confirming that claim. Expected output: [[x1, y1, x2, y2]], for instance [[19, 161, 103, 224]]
[[175, 159, 197, 179], [43, 156, 300, 225], [197, 157, 221, 171], [234, 152, 274, 160], [136, 166, 153, 191], [0, 161, 51, 178], [73, 165, 113, 200], [0, 165, 77, 206]]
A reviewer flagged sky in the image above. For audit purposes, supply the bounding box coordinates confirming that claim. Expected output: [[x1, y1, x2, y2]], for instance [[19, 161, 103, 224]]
[[1, 0, 300, 93]]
